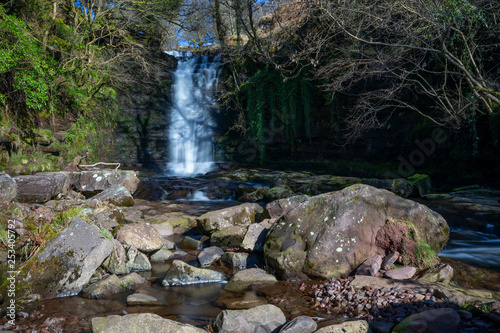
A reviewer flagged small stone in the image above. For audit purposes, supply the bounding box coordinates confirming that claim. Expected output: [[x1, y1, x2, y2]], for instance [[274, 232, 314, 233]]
[[382, 252, 399, 270], [385, 267, 416, 280], [356, 255, 383, 276]]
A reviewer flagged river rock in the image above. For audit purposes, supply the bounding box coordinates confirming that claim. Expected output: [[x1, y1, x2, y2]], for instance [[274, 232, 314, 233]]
[[278, 316, 317, 333], [265, 185, 295, 202], [211, 226, 246, 248], [238, 187, 269, 202], [150, 248, 174, 262], [417, 263, 454, 284], [385, 267, 416, 280], [95, 207, 125, 230], [179, 236, 201, 250], [392, 308, 460, 333], [120, 272, 148, 289], [356, 255, 383, 276], [116, 223, 164, 252], [16, 217, 113, 299], [407, 174, 434, 197], [216, 295, 268, 310], [315, 320, 371, 333], [81, 274, 123, 299], [162, 260, 226, 286], [129, 251, 151, 271], [144, 212, 197, 234], [197, 203, 264, 235], [90, 313, 207, 333], [0, 172, 16, 208], [241, 224, 267, 252], [151, 222, 174, 237], [198, 246, 225, 267], [225, 268, 277, 292], [263, 195, 309, 219], [264, 184, 449, 280], [73, 170, 139, 196], [14, 172, 70, 203], [213, 304, 286, 333], [93, 185, 134, 207], [220, 252, 249, 269], [102, 239, 129, 275]]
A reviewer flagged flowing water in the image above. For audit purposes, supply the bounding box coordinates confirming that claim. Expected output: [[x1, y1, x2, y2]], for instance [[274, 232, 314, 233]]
[[164, 51, 221, 176]]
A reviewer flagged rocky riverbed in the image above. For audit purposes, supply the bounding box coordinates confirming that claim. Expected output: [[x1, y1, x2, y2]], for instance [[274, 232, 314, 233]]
[[0, 169, 499, 332]]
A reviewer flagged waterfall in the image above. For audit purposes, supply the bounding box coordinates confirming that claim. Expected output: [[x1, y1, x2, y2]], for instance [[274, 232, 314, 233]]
[[165, 51, 221, 176]]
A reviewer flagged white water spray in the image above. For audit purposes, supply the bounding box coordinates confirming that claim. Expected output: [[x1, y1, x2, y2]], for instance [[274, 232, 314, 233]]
[[165, 51, 221, 176]]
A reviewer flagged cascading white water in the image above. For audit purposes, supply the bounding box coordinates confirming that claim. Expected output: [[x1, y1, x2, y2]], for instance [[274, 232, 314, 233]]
[[165, 51, 221, 176]]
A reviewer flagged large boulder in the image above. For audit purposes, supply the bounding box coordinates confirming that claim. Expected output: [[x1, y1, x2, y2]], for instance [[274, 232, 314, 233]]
[[213, 304, 286, 333], [197, 203, 264, 235], [116, 223, 164, 252], [264, 184, 449, 280], [162, 260, 226, 286], [14, 172, 70, 203], [392, 308, 460, 333], [72, 170, 139, 196], [90, 313, 207, 333], [16, 218, 113, 299], [0, 172, 17, 208], [263, 195, 309, 220], [93, 185, 135, 207]]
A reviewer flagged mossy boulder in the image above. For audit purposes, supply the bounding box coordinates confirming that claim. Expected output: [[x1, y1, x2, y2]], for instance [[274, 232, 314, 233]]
[[238, 187, 269, 202], [162, 260, 226, 286], [264, 185, 295, 202], [263, 184, 449, 280]]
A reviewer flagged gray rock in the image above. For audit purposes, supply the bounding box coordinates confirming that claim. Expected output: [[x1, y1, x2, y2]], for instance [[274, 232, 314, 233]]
[[197, 203, 263, 235], [264, 184, 449, 280], [213, 304, 286, 333], [95, 208, 125, 230], [371, 321, 394, 333], [93, 185, 134, 207], [356, 255, 383, 276], [392, 308, 460, 333], [90, 313, 207, 333], [263, 195, 309, 220], [14, 172, 70, 203], [73, 170, 139, 196], [211, 226, 246, 248], [150, 249, 174, 263], [238, 187, 268, 202], [119, 272, 148, 289], [116, 223, 164, 252], [278, 316, 317, 333], [417, 263, 453, 284], [162, 260, 226, 286], [315, 320, 371, 333], [102, 240, 129, 275], [0, 173, 16, 208], [198, 246, 225, 267], [241, 224, 267, 252], [384, 267, 416, 280], [220, 252, 249, 269], [264, 185, 295, 202], [18, 218, 113, 299], [129, 251, 151, 271], [225, 268, 277, 293], [81, 274, 123, 299], [151, 222, 174, 237]]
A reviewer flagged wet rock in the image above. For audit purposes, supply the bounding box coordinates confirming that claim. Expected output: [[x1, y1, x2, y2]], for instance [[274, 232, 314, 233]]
[[371, 321, 395, 333], [239, 187, 269, 202], [392, 308, 460, 333], [126, 291, 163, 306], [407, 174, 433, 197], [216, 295, 268, 310], [179, 236, 201, 250], [265, 185, 295, 202], [278, 316, 317, 333], [417, 263, 453, 284], [93, 185, 135, 207], [198, 246, 224, 267], [356, 255, 383, 276], [211, 226, 246, 248], [119, 272, 148, 289], [220, 252, 249, 269], [384, 267, 416, 280], [90, 313, 207, 333], [150, 248, 174, 263], [197, 203, 264, 235], [0, 172, 16, 208], [129, 251, 151, 271], [14, 172, 70, 203], [116, 223, 164, 252], [102, 239, 129, 275], [315, 320, 371, 333], [264, 184, 448, 280], [271, 175, 296, 188], [241, 224, 268, 252], [81, 274, 123, 299], [16, 217, 113, 299], [73, 170, 139, 196], [263, 195, 309, 220], [225, 268, 277, 292], [213, 304, 286, 333], [162, 260, 226, 286]]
